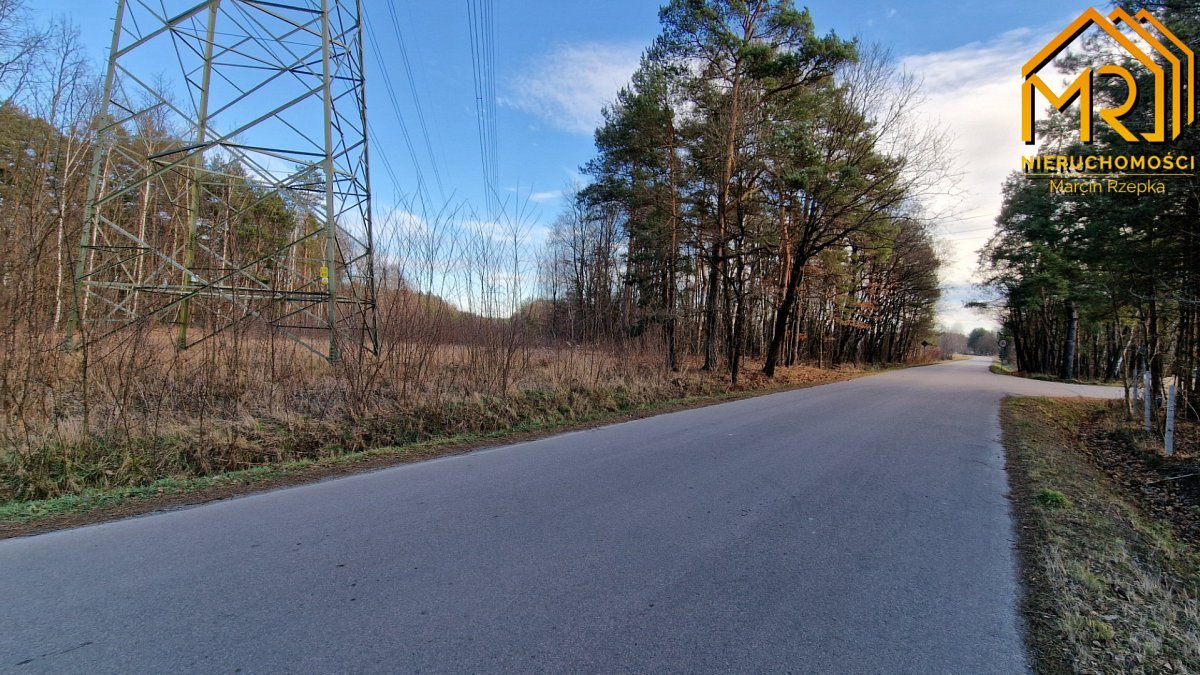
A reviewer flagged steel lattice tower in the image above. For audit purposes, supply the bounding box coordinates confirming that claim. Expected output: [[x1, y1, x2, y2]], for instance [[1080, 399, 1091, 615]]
[[67, 0, 377, 361]]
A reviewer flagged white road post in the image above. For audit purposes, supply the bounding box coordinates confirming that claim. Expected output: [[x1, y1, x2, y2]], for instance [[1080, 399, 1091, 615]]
[[1131, 368, 1141, 415], [1143, 370, 1153, 433], [1165, 384, 1177, 456]]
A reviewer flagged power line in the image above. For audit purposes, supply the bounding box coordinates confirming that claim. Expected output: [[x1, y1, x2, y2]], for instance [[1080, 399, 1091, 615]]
[[384, 1, 445, 200], [363, 11, 432, 212], [943, 226, 997, 235], [486, 0, 498, 210], [467, 0, 499, 220]]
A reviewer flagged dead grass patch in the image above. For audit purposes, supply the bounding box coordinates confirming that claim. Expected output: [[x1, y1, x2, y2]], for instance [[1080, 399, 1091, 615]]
[[0, 329, 868, 532]]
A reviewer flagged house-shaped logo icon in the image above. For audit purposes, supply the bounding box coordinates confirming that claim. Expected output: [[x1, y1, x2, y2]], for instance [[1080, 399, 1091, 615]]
[[1022, 7, 1194, 145]]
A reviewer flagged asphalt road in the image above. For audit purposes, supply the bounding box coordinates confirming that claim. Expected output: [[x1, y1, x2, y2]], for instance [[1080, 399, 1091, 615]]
[[0, 357, 1120, 674]]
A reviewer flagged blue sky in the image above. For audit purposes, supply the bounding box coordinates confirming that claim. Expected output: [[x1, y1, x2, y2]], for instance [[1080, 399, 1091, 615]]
[[38, 0, 1096, 330]]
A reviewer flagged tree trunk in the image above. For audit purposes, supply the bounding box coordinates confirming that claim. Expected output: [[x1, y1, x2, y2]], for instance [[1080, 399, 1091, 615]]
[[1061, 299, 1078, 380], [702, 236, 723, 370], [665, 114, 679, 372], [763, 244, 806, 375], [703, 73, 742, 371]]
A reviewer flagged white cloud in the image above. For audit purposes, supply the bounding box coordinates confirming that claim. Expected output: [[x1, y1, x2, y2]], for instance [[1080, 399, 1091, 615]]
[[937, 283, 1001, 332], [503, 42, 643, 135], [528, 190, 562, 203], [899, 26, 1063, 329]]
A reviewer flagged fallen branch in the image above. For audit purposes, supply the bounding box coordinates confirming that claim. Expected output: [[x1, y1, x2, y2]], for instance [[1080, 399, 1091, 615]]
[[1146, 472, 1199, 486]]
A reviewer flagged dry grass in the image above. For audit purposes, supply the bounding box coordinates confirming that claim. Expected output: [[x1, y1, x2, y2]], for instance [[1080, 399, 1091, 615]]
[[0, 325, 856, 504], [1003, 397, 1200, 674]]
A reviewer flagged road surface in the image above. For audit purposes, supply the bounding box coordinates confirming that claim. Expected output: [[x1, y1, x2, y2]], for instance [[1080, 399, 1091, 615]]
[[0, 357, 1119, 673]]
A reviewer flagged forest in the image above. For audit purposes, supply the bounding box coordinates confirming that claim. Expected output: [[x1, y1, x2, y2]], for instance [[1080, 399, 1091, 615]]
[[980, 1, 1200, 419], [0, 0, 947, 503], [535, 8, 948, 380]]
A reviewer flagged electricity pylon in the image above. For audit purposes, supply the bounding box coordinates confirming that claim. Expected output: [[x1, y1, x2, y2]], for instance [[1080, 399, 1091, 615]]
[[67, 0, 377, 362]]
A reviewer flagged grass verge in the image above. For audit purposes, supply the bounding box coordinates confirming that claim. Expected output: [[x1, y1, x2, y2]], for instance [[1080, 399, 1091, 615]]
[[1, 367, 867, 538], [1003, 397, 1200, 673], [991, 363, 1121, 387]]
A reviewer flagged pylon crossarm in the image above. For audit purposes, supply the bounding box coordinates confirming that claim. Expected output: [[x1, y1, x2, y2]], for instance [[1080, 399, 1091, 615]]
[[93, 87, 325, 210], [115, 50, 330, 173], [113, 0, 217, 59]]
